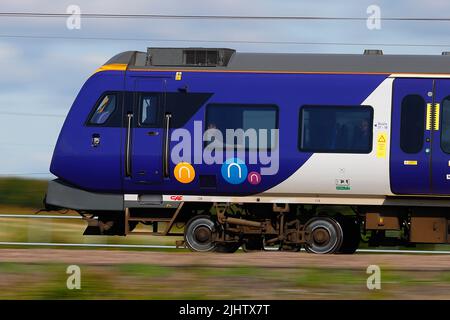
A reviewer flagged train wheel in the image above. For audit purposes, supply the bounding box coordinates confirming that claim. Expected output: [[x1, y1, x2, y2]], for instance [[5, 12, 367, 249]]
[[337, 216, 361, 254], [184, 215, 217, 252], [215, 242, 241, 253], [304, 217, 343, 254]]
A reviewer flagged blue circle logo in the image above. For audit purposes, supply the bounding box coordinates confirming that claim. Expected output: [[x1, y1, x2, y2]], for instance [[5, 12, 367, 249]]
[[221, 158, 248, 185]]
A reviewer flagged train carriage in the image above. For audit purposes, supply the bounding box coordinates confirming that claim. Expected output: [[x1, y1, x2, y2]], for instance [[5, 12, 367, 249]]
[[44, 47, 450, 253]]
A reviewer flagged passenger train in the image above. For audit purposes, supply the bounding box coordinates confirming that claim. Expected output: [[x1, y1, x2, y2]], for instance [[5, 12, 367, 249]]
[[44, 47, 450, 253]]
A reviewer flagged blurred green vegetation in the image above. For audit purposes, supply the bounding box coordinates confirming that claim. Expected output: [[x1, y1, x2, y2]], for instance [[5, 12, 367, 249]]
[[0, 178, 47, 209], [0, 262, 449, 299], [0, 216, 184, 246]]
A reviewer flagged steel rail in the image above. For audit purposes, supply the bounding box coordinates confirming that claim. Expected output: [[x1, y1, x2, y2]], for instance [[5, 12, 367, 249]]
[[0, 241, 448, 254], [0, 214, 82, 219]]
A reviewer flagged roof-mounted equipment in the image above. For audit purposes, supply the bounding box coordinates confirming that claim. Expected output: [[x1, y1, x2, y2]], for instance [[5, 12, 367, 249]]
[[146, 47, 236, 67], [363, 49, 383, 55]]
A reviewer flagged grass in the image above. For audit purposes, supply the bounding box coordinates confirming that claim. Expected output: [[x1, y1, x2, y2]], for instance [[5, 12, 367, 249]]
[[116, 264, 175, 278], [438, 271, 450, 283], [293, 268, 360, 287], [0, 178, 48, 209], [0, 262, 449, 299]]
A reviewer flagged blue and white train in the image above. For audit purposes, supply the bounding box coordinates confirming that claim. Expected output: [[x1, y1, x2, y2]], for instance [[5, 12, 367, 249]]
[[44, 47, 450, 253]]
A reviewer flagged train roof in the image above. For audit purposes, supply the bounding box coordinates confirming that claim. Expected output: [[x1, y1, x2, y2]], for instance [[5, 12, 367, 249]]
[[103, 47, 450, 74]]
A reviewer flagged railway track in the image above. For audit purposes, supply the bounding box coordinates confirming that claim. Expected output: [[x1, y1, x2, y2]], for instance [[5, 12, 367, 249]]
[[0, 241, 448, 254], [1, 213, 450, 254], [0, 214, 83, 219]]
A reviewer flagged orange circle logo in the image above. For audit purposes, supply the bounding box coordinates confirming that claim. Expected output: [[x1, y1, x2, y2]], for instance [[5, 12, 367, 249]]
[[174, 162, 195, 184]]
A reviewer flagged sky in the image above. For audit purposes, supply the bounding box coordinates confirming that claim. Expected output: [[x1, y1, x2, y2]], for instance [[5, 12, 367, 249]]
[[1, 0, 450, 179]]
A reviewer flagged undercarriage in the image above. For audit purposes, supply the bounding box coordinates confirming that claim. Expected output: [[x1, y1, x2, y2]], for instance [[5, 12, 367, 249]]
[[79, 202, 450, 254]]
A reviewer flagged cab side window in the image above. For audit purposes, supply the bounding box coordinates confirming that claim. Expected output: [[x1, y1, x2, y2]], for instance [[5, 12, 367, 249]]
[[88, 94, 117, 125], [139, 95, 158, 126]]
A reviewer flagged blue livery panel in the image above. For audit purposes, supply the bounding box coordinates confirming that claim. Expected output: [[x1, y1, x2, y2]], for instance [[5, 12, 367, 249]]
[[50, 72, 125, 192], [51, 69, 387, 195], [391, 78, 450, 195]]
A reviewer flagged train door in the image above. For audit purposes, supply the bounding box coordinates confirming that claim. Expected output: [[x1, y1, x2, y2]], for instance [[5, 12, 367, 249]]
[[390, 78, 434, 194], [431, 79, 450, 194], [124, 77, 166, 185]]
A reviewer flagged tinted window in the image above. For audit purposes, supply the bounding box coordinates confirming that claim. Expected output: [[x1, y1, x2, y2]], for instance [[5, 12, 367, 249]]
[[441, 96, 450, 153], [165, 93, 212, 128], [88, 94, 116, 125], [400, 95, 425, 154], [205, 104, 278, 150], [299, 105, 373, 153], [140, 95, 158, 126]]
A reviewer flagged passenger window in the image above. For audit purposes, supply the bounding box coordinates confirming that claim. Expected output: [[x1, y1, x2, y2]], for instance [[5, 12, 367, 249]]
[[441, 96, 450, 153], [205, 104, 278, 150], [400, 95, 425, 154], [88, 94, 116, 125], [140, 95, 158, 126], [299, 105, 373, 153]]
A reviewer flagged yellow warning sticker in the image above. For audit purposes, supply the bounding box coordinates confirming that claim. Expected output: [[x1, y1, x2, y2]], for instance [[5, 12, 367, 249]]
[[175, 72, 182, 80], [376, 132, 387, 158]]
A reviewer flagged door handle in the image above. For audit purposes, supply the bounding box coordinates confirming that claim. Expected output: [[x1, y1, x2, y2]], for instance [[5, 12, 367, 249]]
[[91, 134, 100, 147], [125, 113, 133, 177], [163, 113, 172, 178], [147, 131, 159, 136]]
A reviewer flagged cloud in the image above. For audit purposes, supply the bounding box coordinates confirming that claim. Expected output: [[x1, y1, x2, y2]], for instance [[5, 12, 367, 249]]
[[0, 42, 40, 85]]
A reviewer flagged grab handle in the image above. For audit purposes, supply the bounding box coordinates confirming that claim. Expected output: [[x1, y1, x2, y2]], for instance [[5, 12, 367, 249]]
[[163, 113, 172, 178], [125, 113, 133, 177]]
